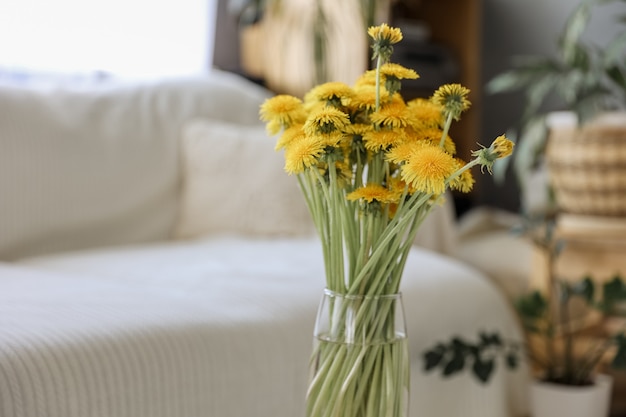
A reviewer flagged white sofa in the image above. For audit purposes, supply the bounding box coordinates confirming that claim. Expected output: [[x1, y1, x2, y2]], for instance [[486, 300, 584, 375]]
[[0, 70, 530, 417]]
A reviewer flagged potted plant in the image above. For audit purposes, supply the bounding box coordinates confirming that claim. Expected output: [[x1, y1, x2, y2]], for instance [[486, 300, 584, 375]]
[[487, 0, 626, 216], [423, 215, 626, 417]]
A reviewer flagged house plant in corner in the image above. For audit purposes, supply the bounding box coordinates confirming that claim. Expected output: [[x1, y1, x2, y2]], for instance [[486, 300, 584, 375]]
[[487, 0, 626, 216], [259, 23, 514, 417], [423, 215, 626, 417]]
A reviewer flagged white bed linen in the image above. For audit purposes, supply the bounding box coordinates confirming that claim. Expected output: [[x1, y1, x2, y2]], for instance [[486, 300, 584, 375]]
[[0, 237, 529, 417]]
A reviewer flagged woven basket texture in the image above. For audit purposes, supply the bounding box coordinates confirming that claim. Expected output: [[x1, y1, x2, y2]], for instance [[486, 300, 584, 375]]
[[546, 115, 626, 217]]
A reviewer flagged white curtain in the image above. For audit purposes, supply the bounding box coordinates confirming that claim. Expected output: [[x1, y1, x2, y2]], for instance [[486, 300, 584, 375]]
[[0, 0, 217, 79]]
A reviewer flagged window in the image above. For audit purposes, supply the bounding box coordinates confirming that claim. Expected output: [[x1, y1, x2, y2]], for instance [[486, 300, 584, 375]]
[[0, 0, 217, 79]]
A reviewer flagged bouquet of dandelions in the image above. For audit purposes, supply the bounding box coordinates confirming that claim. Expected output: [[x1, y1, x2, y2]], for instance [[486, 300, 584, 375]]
[[260, 23, 513, 417]]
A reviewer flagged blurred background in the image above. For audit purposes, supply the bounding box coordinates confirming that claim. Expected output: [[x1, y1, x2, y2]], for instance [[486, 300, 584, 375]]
[[0, 0, 622, 216]]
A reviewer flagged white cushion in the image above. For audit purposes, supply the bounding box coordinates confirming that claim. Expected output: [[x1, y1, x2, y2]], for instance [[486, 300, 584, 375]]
[[0, 71, 272, 260], [174, 119, 315, 238], [454, 208, 533, 300]]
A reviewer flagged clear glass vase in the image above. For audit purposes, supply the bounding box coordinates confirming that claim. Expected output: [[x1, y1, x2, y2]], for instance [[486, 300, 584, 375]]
[[306, 289, 409, 417]]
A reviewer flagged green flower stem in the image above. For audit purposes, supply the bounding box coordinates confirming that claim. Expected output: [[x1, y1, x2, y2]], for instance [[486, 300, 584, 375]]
[[346, 192, 433, 295], [445, 158, 481, 186], [304, 157, 445, 298], [306, 294, 408, 417], [298, 173, 333, 280], [329, 161, 346, 290], [375, 55, 382, 111], [340, 201, 359, 282], [439, 111, 454, 148], [390, 202, 434, 289], [356, 213, 376, 293], [310, 169, 339, 290]]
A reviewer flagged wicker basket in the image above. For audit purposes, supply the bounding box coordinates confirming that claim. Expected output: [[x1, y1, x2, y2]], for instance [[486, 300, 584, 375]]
[[546, 112, 626, 217]]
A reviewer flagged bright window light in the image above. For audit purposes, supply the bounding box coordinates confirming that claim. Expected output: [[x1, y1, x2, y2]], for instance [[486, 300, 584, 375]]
[[0, 0, 217, 79]]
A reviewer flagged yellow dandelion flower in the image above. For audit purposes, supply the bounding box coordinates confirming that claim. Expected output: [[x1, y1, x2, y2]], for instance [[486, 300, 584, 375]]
[[367, 23, 403, 44], [354, 70, 378, 88], [409, 127, 456, 155], [387, 176, 409, 199], [407, 98, 444, 128], [368, 24, 403, 62], [347, 184, 396, 204], [344, 122, 373, 136], [370, 101, 410, 129], [265, 119, 282, 137], [386, 141, 420, 165], [359, 63, 420, 96], [302, 99, 325, 114], [304, 107, 350, 137], [351, 85, 390, 112], [284, 135, 325, 174], [401, 145, 457, 195], [380, 63, 419, 80], [259, 95, 307, 134], [312, 131, 345, 148], [275, 124, 305, 151], [363, 129, 405, 152], [449, 158, 475, 193], [308, 82, 354, 105], [431, 84, 471, 121]]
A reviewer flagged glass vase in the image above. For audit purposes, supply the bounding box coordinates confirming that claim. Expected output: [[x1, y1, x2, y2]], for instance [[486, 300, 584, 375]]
[[306, 289, 409, 417]]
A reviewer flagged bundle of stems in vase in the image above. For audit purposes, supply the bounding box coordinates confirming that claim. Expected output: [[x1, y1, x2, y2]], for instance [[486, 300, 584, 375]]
[[260, 22, 513, 417]]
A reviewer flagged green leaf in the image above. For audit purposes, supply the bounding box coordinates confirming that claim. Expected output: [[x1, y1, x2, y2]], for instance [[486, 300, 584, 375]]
[[443, 351, 465, 377], [524, 73, 560, 120], [601, 275, 626, 312], [612, 334, 626, 369], [423, 349, 445, 372], [486, 71, 532, 94], [603, 30, 626, 68], [472, 357, 495, 384], [486, 58, 558, 95], [607, 65, 626, 91], [480, 331, 502, 347], [513, 117, 549, 189], [556, 69, 587, 106], [559, 3, 592, 64], [572, 276, 595, 303], [568, 43, 591, 71], [452, 337, 470, 352], [516, 290, 548, 319], [506, 352, 519, 370]]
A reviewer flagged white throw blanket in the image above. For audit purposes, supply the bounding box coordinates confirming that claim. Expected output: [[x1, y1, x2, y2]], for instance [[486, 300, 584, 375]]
[[0, 237, 529, 417]]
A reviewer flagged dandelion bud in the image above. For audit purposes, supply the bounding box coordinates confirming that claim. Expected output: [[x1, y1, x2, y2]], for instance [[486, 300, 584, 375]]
[[491, 135, 514, 158], [472, 134, 515, 173]]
